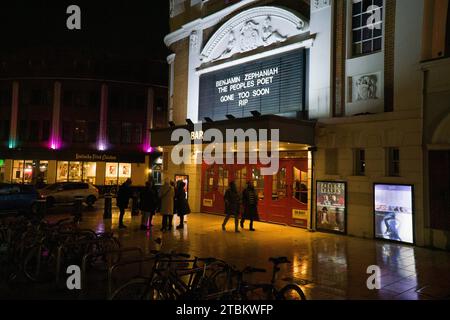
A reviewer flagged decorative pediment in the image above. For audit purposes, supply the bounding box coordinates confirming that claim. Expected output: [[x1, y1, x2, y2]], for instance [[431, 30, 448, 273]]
[[200, 6, 309, 64]]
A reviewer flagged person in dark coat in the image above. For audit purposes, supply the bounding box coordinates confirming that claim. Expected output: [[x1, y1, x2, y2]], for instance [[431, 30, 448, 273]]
[[139, 180, 158, 230], [116, 178, 132, 229], [222, 181, 240, 232], [240, 181, 259, 231], [175, 180, 190, 229]]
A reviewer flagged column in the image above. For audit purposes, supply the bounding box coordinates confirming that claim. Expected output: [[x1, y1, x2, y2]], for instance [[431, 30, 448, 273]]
[[9, 81, 19, 149], [50, 81, 61, 149], [144, 87, 155, 152], [186, 29, 203, 123], [98, 83, 108, 150], [167, 53, 176, 123], [309, 0, 334, 119]]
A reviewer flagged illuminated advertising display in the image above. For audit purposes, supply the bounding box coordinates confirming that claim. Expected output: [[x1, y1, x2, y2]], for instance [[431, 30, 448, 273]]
[[316, 181, 347, 234], [374, 184, 414, 244]]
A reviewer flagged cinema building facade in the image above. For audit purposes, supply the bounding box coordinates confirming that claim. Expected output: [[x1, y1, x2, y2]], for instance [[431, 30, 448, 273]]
[[153, 0, 450, 250]]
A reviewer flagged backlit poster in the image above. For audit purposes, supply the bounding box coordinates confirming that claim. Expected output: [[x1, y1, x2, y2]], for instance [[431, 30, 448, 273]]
[[316, 181, 346, 234], [374, 184, 414, 244], [175, 174, 189, 199]]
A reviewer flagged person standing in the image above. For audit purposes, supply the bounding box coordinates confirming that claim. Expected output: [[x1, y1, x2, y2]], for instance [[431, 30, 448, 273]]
[[116, 178, 132, 229], [159, 178, 174, 231], [139, 180, 158, 230], [175, 180, 190, 229], [240, 181, 259, 231], [222, 181, 240, 232]]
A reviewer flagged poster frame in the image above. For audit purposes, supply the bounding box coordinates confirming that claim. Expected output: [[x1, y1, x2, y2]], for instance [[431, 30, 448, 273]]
[[315, 180, 348, 235], [373, 183, 416, 246]]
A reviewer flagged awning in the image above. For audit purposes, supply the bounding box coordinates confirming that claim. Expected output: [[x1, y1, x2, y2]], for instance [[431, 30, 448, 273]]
[[150, 114, 316, 147]]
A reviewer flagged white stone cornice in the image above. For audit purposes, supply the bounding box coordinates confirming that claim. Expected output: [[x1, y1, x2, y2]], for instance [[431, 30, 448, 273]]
[[164, 0, 260, 47], [167, 53, 176, 64]]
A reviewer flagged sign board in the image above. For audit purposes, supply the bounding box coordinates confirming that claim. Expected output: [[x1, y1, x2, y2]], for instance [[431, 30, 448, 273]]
[[199, 49, 306, 121], [316, 181, 347, 234]]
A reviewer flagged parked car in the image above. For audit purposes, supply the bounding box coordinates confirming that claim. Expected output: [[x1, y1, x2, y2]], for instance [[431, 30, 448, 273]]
[[0, 183, 40, 214], [39, 182, 99, 207]]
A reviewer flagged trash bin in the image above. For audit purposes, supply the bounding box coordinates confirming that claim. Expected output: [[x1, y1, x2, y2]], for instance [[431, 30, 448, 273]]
[[104, 193, 112, 219], [73, 196, 84, 223]]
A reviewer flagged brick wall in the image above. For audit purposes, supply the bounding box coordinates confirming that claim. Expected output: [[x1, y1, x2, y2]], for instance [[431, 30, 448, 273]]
[[384, 0, 396, 112]]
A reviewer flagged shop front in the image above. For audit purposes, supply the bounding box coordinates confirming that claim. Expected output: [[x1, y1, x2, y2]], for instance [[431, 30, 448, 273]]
[[0, 149, 149, 187]]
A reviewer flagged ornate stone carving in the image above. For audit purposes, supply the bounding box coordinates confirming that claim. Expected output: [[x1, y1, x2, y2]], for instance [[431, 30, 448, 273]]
[[353, 74, 378, 101], [201, 6, 309, 63], [190, 30, 199, 49], [312, 0, 332, 12]]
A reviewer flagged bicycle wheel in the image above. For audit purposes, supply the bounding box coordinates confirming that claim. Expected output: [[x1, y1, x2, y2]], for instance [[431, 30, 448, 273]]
[[276, 284, 307, 300], [111, 278, 164, 300], [23, 245, 57, 282]]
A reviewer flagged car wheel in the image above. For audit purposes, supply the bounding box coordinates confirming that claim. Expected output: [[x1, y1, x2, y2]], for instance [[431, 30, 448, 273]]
[[86, 195, 96, 207], [46, 196, 55, 208]]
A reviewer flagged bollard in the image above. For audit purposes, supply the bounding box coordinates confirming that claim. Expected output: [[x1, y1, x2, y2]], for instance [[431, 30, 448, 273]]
[[73, 196, 84, 223], [36, 198, 47, 220], [103, 193, 112, 219], [131, 192, 140, 216]]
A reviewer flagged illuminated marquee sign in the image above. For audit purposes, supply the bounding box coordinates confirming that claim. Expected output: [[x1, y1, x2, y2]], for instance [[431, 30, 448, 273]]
[[199, 49, 307, 121]]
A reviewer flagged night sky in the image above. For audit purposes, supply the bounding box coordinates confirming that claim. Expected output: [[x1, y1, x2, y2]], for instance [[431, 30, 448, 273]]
[[0, 1, 170, 61]]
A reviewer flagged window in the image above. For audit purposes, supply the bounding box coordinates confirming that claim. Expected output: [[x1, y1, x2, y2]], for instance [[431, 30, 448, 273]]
[[354, 149, 366, 176], [132, 123, 142, 144], [18, 120, 28, 142], [42, 120, 50, 142], [293, 167, 308, 204], [73, 120, 87, 143], [88, 122, 98, 143], [121, 123, 133, 144], [325, 149, 338, 175], [29, 121, 39, 142], [62, 121, 72, 142], [12, 160, 34, 184], [387, 147, 400, 177], [108, 122, 121, 144], [351, 0, 383, 56], [218, 166, 228, 195], [82, 162, 97, 184], [272, 168, 287, 200], [204, 166, 215, 193], [252, 168, 264, 200], [0, 120, 9, 141]]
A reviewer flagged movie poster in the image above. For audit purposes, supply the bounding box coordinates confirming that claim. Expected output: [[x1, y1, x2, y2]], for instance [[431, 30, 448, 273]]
[[316, 181, 346, 234], [374, 184, 414, 244], [175, 174, 189, 199]]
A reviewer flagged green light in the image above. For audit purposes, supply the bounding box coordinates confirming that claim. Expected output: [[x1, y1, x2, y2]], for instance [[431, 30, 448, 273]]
[[0, 160, 4, 166], [8, 140, 16, 149]]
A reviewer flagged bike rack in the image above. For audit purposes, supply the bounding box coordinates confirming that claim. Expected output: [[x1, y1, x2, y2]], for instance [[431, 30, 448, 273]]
[[80, 246, 143, 297]]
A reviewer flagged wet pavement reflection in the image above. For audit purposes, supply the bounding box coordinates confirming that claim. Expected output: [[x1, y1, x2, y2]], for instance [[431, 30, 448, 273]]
[[41, 201, 450, 300]]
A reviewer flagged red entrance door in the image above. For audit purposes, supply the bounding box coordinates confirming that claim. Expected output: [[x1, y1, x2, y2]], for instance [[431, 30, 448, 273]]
[[200, 159, 309, 227]]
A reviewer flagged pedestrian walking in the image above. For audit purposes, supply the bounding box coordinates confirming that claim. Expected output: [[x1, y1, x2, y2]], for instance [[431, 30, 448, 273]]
[[139, 180, 158, 230], [116, 178, 132, 229], [240, 181, 259, 231], [159, 178, 175, 231], [175, 180, 190, 229], [222, 181, 240, 232]]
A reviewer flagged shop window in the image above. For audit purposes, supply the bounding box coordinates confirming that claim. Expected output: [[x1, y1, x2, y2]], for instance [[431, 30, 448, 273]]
[[387, 147, 400, 177], [118, 163, 132, 185], [351, 0, 383, 56], [293, 167, 308, 204], [37, 161, 49, 184], [325, 149, 338, 175], [12, 160, 33, 184], [218, 166, 228, 195], [68, 162, 82, 181], [272, 168, 287, 200], [152, 164, 162, 185], [204, 166, 215, 193], [252, 168, 264, 200], [83, 162, 97, 184], [0, 159, 5, 183], [57, 161, 69, 182], [354, 149, 366, 176]]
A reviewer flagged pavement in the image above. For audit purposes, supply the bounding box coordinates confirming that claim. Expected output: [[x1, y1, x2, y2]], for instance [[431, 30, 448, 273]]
[[41, 199, 450, 300]]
